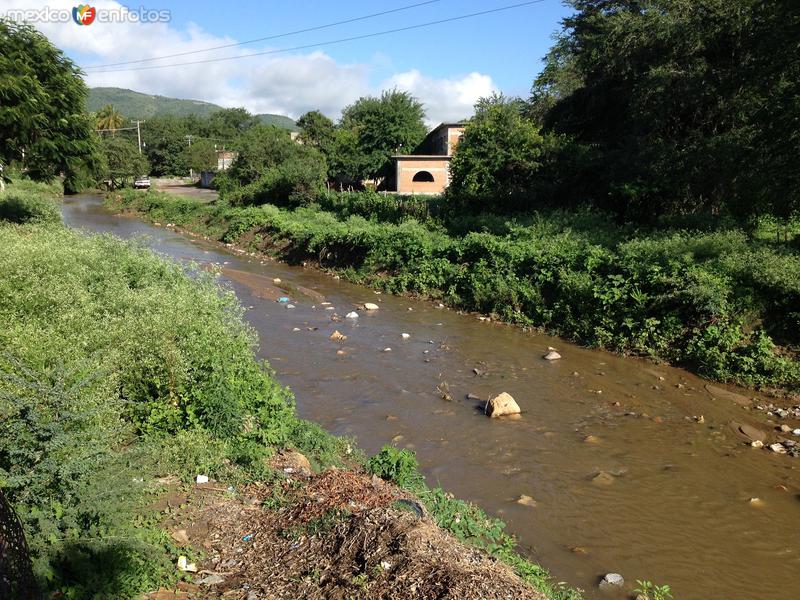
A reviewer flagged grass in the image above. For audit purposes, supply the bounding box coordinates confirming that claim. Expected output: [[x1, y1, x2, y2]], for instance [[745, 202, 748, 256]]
[[109, 188, 800, 394], [1, 180, 579, 599]]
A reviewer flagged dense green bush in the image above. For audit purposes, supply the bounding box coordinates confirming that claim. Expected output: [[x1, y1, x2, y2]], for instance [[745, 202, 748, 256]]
[[0, 187, 61, 224], [109, 190, 800, 392], [314, 189, 443, 224], [222, 124, 328, 206], [0, 181, 352, 596]]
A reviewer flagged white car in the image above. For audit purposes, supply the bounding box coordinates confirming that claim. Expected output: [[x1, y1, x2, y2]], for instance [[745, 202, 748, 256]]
[[133, 176, 151, 189]]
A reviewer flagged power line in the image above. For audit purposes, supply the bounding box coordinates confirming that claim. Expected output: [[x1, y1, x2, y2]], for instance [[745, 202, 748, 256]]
[[84, 1, 547, 74], [84, 0, 444, 70]]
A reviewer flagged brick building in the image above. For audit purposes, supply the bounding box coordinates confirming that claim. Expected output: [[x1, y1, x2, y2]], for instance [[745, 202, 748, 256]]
[[390, 122, 464, 194]]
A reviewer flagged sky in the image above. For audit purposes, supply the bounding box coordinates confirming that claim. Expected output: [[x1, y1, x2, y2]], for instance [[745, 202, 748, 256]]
[[2, 0, 573, 126]]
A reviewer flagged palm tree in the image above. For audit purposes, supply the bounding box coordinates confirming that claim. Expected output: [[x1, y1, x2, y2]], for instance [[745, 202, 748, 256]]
[[96, 104, 124, 134]]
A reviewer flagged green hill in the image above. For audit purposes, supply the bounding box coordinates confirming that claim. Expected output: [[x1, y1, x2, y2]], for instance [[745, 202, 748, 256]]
[[87, 87, 298, 131]]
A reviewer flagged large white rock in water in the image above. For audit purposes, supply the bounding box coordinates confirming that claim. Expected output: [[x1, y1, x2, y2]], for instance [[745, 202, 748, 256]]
[[543, 347, 561, 360], [484, 392, 521, 418], [345, 311, 359, 319], [599, 573, 624, 590], [363, 302, 380, 310]]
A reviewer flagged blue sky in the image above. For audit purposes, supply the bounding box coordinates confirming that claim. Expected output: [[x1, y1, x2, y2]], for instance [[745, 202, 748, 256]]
[[3, 0, 573, 124], [157, 0, 572, 96]]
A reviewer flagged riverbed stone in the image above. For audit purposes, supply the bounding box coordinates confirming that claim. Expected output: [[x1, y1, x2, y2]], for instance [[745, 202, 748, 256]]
[[543, 347, 561, 360], [516, 494, 537, 507], [734, 422, 767, 443], [592, 471, 615, 486], [484, 392, 521, 418], [599, 573, 624, 590], [363, 302, 379, 310]]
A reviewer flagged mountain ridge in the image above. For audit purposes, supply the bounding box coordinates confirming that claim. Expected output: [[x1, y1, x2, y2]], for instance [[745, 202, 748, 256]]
[[87, 87, 298, 131]]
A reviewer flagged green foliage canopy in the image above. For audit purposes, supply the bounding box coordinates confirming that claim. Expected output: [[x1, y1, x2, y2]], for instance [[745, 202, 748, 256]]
[[340, 90, 427, 181], [99, 136, 149, 188], [0, 19, 98, 190], [449, 96, 546, 211], [540, 0, 800, 220]]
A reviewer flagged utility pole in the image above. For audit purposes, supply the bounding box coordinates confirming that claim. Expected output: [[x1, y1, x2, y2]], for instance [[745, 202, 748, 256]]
[[132, 120, 145, 154]]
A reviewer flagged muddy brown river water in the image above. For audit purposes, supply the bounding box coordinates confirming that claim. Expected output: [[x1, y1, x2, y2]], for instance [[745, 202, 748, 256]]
[[62, 195, 800, 600]]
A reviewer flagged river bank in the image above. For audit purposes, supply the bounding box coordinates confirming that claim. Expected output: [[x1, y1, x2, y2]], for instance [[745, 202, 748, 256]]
[[0, 180, 575, 599], [67, 191, 800, 599], [106, 189, 800, 396]]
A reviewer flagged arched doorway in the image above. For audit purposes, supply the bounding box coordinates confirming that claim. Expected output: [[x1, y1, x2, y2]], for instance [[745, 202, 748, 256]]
[[412, 170, 435, 182]]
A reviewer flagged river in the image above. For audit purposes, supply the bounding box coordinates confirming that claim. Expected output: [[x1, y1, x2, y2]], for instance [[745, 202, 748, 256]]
[[62, 194, 800, 600]]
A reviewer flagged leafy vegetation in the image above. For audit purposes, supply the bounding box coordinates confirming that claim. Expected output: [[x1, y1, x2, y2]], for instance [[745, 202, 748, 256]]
[[98, 136, 150, 188], [0, 179, 349, 596], [0, 18, 98, 193], [532, 0, 800, 221], [635, 580, 673, 600], [109, 189, 800, 393], [222, 125, 328, 207]]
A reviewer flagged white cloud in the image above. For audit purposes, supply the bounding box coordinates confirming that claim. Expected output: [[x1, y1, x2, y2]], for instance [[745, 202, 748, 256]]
[[381, 70, 497, 126], [2, 0, 496, 124]]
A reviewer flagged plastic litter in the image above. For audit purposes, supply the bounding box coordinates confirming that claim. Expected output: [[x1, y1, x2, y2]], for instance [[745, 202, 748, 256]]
[[177, 555, 197, 572], [278, 297, 290, 303]]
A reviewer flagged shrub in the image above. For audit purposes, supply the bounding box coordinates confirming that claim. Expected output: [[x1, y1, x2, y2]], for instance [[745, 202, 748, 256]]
[[0, 187, 61, 224]]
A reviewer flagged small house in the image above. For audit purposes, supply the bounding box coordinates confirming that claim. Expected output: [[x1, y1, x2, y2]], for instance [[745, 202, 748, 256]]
[[390, 122, 465, 194]]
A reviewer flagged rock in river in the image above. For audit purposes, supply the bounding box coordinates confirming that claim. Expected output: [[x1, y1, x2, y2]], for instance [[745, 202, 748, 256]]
[[363, 302, 380, 310], [599, 573, 624, 590], [543, 347, 561, 360], [732, 422, 767, 444], [592, 471, 615, 486], [485, 392, 521, 418]]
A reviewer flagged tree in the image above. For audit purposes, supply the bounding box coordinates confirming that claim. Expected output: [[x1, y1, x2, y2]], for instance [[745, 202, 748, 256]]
[[141, 115, 189, 176], [99, 136, 149, 189], [227, 125, 298, 185], [527, 34, 582, 125], [96, 104, 124, 133], [449, 96, 546, 211], [204, 108, 259, 139], [540, 0, 800, 220], [340, 90, 427, 181], [296, 110, 335, 152], [0, 18, 97, 191], [327, 127, 367, 188], [182, 139, 217, 174], [225, 124, 327, 206]]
